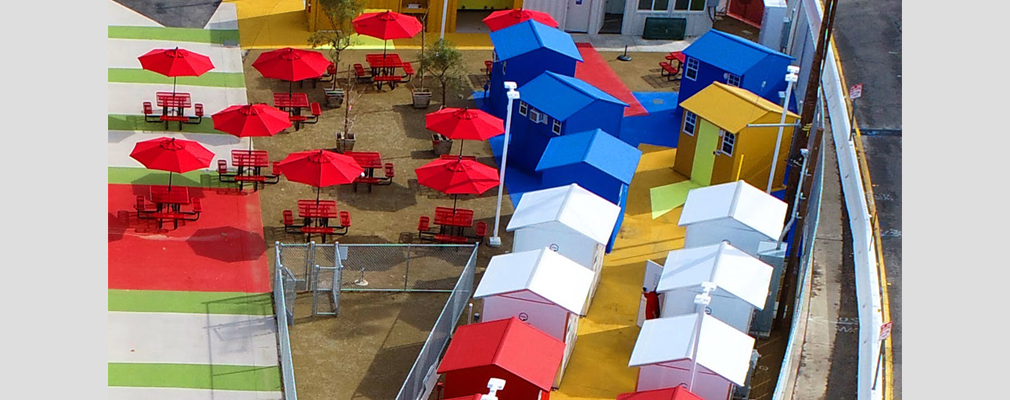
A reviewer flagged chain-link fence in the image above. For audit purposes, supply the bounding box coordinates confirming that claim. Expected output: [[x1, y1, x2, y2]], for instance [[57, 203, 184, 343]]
[[338, 244, 476, 292], [395, 245, 478, 400], [273, 246, 298, 400]]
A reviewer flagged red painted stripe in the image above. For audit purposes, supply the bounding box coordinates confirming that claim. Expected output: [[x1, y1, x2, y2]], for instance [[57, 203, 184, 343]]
[[108, 184, 271, 293], [574, 42, 649, 117]]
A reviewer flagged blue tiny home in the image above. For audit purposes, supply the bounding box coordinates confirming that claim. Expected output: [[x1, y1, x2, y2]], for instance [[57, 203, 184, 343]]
[[536, 129, 642, 252], [484, 20, 584, 120], [509, 71, 628, 174], [674, 30, 796, 127]]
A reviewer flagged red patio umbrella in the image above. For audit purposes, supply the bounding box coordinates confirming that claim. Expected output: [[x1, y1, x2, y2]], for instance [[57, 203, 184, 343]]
[[130, 137, 215, 191], [276, 149, 364, 204], [482, 9, 560, 31], [138, 47, 215, 96], [352, 11, 423, 56], [212, 103, 293, 152], [416, 158, 499, 211], [425, 107, 504, 156], [252, 47, 331, 96]]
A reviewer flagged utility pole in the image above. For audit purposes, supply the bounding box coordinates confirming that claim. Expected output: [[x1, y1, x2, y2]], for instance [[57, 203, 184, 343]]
[[776, 0, 839, 328]]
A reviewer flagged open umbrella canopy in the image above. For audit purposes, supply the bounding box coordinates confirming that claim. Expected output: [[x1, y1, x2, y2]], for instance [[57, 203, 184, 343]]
[[416, 158, 500, 195], [353, 11, 424, 40], [212, 104, 292, 138], [425, 107, 505, 141], [138, 47, 215, 77], [130, 137, 214, 173], [483, 9, 559, 31], [276, 149, 364, 188], [252, 47, 332, 82]]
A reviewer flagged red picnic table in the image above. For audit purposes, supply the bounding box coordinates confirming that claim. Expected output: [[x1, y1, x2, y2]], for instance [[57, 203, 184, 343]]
[[273, 92, 310, 113], [434, 206, 473, 241], [292, 199, 349, 242], [344, 151, 393, 192], [218, 150, 280, 191], [138, 185, 202, 229], [365, 53, 414, 90], [146, 92, 204, 130]]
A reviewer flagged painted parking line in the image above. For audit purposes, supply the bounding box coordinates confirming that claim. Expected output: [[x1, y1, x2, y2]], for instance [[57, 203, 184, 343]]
[[109, 39, 244, 73], [109, 68, 245, 88], [108, 290, 273, 315], [108, 26, 240, 45], [108, 387, 282, 400], [109, 311, 279, 366], [108, 363, 281, 392], [108, 83, 247, 116]]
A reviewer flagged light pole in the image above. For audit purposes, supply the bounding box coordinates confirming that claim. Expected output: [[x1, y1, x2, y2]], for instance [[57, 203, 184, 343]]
[[687, 282, 716, 392], [489, 81, 519, 248], [767, 65, 800, 193], [440, 0, 448, 40]]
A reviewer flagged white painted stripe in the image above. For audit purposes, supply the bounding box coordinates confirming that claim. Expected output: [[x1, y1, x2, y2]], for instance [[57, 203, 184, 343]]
[[108, 131, 248, 168], [108, 0, 162, 27], [108, 312, 280, 366], [205, 2, 240, 31], [109, 39, 244, 73], [109, 83, 247, 116], [108, 387, 282, 400]]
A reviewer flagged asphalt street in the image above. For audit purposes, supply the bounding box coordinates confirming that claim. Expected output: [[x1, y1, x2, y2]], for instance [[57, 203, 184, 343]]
[[832, 0, 903, 397]]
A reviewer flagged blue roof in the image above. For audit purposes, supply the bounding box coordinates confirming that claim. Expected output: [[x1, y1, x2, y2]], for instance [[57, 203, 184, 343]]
[[489, 20, 584, 62], [536, 129, 641, 184], [519, 72, 628, 121], [683, 30, 794, 76]]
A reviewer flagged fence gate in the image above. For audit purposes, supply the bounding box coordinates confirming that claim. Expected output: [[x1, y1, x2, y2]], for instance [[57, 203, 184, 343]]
[[311, 242, 342, 316]]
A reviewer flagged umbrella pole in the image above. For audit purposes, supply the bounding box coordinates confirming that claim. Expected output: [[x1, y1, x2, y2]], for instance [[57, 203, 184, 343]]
[[173, 77, 178, 97], [383, 40, 388, 57], [453, 194, 458, 212], [168, 172, 173, 192], [459, 140, 465, 157], [316, 186, 321, 206]]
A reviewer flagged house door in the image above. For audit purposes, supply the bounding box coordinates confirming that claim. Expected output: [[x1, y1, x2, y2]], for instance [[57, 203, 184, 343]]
[[690, 120, 721, 185], [566, 0, 591, 33]]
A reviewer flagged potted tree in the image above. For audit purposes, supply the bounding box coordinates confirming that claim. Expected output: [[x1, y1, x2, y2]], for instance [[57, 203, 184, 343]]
[[410, 12, 432, 109], [308, 0, 364, 108], [334, 67, 361, 153], [419, 39, 469, 155]]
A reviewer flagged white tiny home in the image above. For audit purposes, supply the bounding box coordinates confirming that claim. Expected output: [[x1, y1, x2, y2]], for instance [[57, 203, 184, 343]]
[[678, 181, 787, 258], [629, 313, 756, 400], [507, 183, 621, 309], [657, 241, 773, 334], [474, 247, 595, 388]]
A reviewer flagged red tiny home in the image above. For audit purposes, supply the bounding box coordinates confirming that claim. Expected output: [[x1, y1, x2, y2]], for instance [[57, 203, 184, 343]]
[[616, 386, 704, 400], [437, 317, 565, 400]]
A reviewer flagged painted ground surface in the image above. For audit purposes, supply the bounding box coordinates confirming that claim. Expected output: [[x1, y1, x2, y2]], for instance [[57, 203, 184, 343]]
[[107, 1, 282, 398]]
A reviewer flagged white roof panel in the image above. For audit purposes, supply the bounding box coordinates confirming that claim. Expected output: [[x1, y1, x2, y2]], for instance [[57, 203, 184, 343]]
[[473, 248, 594, 314], [628, 313, 755, 385], [678, 181, 787, 240], [506, 184, 621, 244], [657, 242, 773, 308]]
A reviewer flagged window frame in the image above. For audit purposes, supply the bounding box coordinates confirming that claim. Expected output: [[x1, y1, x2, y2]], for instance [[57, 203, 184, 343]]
[[718, 130, 736, 156], [673, 0, 706, 11], [726, 73, 742, 87], [683, 111, 698, 137], [685, 57, 699, 81], [519, 101, 528, 116], [638, 0, 669, 11], [552, 119, 563, 135]]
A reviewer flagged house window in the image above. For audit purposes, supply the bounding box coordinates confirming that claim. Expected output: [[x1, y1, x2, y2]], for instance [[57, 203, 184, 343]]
[[719, 130, 736, 156], [674, 0, 706, 11], [519, 101, 528, 116], [685, 57, 699, 81], [529, 109, 546, 124], [726, 73, 741, 87], [683, 111, 697, 136], [552, 119, 563, 135], [638, 0, 669, 11]]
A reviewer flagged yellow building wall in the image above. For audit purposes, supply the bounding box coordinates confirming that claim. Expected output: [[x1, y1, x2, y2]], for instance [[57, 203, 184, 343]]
[[308, 0, 522, 33], [673, 114, 697, 178], [705, 112, 799, 191]]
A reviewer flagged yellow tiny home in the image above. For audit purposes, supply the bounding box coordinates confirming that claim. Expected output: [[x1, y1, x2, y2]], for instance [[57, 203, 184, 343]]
[[673, 82, 800, 192], [306, 0, 524, 34]]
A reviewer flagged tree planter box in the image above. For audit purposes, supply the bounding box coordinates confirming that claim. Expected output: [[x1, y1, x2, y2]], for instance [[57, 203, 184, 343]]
[[412, 88, 432, 109], [335, 132, 355, 153], [324, 88, 345, 108], [432, 133, 452, 155]]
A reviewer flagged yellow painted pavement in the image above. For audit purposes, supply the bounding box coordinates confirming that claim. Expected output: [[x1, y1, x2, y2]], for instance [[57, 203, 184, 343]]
[[552, 145, 689, 400], [224, 0, 493, 49]]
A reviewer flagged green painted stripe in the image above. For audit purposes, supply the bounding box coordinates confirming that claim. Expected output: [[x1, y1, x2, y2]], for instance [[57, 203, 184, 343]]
[[108, 363, 281, 391], [108, 167, 236, 189], [109, 68, 245, 88], [109, 114, 223, 134], [108, 26, 240, 45], [108, 290, 273, 315]]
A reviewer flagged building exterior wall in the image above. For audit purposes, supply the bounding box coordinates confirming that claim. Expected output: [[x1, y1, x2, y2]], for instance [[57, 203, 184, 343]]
[[481, 292, 572, 342], [636, 362, 733, 400], [444, 368, 540, 400], [734, 113, 798, 191], [673, 111, 699, 178], [619, 5, 713, 37], [540, 165, 623, 207], [567, 103, 624, 138], [660, 290, 756, 334], [487, 51, 579, 119], [684, 220, 772, 258]]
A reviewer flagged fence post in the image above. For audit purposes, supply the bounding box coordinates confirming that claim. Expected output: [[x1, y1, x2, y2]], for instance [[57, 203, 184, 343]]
[[404, 243, 412, 291]]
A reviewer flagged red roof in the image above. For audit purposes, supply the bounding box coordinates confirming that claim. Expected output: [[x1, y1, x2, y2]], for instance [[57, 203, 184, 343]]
[[443, 395, 484, 400], [437, 317, 565, 391], [616, 386, 705, 400]]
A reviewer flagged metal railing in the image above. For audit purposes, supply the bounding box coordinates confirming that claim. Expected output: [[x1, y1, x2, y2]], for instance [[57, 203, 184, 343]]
[[273, 245, 298, 400], [394, 245, 479, 400], [337, 243, 475, 293]]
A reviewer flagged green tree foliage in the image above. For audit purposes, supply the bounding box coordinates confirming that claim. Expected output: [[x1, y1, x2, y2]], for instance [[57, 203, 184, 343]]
[[308, 0, 364, 89], [419, 39, 469, 107]]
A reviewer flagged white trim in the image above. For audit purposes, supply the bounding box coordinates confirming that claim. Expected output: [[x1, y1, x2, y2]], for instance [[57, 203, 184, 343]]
[[519, 101, 528, 116], [683, 111, 697, 137], [726, 73, 742, 87], [718, 129, 736, 156], [552, 119, 563, 135], [685, 57, 700, 81]]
